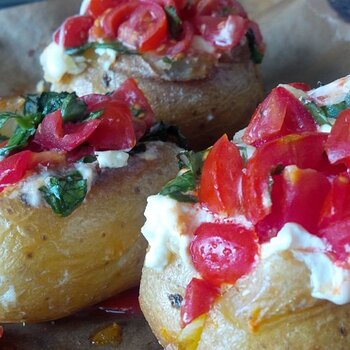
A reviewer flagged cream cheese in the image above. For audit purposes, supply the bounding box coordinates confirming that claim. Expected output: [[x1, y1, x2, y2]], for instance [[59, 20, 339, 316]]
[[95, 150, 129, 169]]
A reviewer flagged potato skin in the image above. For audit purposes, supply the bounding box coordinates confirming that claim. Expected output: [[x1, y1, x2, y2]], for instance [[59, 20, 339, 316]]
[[140, 251, 350, 349], [51, 46, 263, 150], [0, 141, 179, 323]]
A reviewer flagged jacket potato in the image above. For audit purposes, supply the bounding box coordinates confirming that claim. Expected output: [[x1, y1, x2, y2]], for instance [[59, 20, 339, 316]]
[[0, 81, 180, 323], [139, 75, 350, 349], [41, 0, 264, 149]]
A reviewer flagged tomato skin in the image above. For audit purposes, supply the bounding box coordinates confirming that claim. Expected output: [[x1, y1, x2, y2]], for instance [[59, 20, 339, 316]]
[[242, 133, 328, 224], [0, 151, 33, 192], [117, 2, 167, 52], [34, 110, 100, 152], [195, 15, 248, 49], [196, 0, 247, 18], [198, 134, 243, 216], [53, 15, 94, 49], [243, 87, 317, 147], [86, 0, 122, 18], [326, 109, 350, 166], [165, 21, 194, 57], [80, 94, 111, 113], [180, 278, 219, 327], [87, 100, 136, 150], [288, 82, 311, 91], [256, 166, 330, 243], [190, 223, 259, 285]]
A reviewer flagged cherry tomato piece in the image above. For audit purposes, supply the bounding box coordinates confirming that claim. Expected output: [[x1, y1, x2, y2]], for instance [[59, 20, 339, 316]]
[[117, 2, 167, 52], [199, 134, 243, 216], [53, 15, 94, 49], [87, 100, 136, 150], [256, 166, 330, 243], [0, 151, 34, 192], [80, 94, 111, 113], [86, 0, 121, 18], [190, 223, 259, 285], [326, 109, 350, 166], [242, 133, 328, 224], [243, 87, 317, 147], [195, 15, 248, 50], [196, 0, 247, 18], [34, 110, 100, 152], [180, 278, 219, 327], [166, 21, 194, 57]]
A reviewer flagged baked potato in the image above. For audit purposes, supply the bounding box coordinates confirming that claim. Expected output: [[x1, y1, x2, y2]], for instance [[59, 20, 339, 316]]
[[0, 82, 180, 323], [41, 0, 264, 149], [139, 75, 350, 349]]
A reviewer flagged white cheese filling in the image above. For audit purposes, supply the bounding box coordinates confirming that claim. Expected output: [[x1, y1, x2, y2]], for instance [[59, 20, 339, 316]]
[[95, 150, 129, 169]]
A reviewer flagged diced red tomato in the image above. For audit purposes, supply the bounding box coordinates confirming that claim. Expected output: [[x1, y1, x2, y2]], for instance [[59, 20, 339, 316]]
[[87, 100, 136, 150], [117, 2, 167, 52], [80, 94, 111, 113], [86, 0, 122, 18], [97, 287, 141, 315], [319, 217, 350, 267], [190, 223, 259, 285], [0, 151, 33, 192], [320, 173, 350, 228], [198, 135, 243, 216], [66, 145, 95, 163], [180, 278, 219, 327], [242, 132, 328, 224], [243, 87, 317, 147], [31, 151, 66, 167], [196, 0, 248, 18], [34, 110, 100, 152], [326, 109, 350, 166], [195, 15, 248, 49], [288, 82, 311, 92], [166, 21, 194, 57], [256, 166, 330, 243], [111, 78, 155, 129], [53, 15, 94, 49]]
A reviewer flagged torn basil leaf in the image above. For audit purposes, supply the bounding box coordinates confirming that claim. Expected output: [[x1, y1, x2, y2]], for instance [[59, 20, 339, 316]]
[[37, 92, 71, 116], [65, 41, 139, 56], [86, 109, 104, 121], [302, 100, 331, 126], [246, 29, 264, 64], [60, 93, 87, 122], [322, 101, 347, 119], [79, 155, 97, 163], [178, 150, 206, 177], [40, 171, 87, 217], [24, 94, 41, 115], [165, 6, 183, 39], [160, 171, 197, 203]]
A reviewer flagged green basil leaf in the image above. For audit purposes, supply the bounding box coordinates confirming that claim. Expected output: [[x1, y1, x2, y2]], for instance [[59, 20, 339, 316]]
[[0, 127, 35, 156], [178, 150, 205, 177], [86, 109, 104, 121], [38, 92, 71, 116], [0, 112, 21, 129], [79, 155, 97, 163], [302, 100, 331, 126], [162, 56, 174, 65], [61, 93, 87, 122], [23, 94, 40, 115], [160, 171, 196, 202], [131, 106, 145, 118], [322, 102, 347, 119], [164, 6, 183, 39], [65, 41, 139, 56], [246, 29, 264, 64], [39, 171, 87, 217]]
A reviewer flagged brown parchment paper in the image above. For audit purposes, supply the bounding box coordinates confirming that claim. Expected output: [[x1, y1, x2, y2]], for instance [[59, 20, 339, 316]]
[[0, 0, 350, 349]]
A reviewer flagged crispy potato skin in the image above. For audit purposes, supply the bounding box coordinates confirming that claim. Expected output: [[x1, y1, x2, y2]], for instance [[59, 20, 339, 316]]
[[140, 251, 350, 349], [52, 48, 263, 150], [0, 142, 179, 323]]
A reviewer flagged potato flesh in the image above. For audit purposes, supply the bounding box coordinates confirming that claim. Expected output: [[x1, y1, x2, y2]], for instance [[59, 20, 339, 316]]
[[140, 251, 350, 349], [0, 141, 180, 323]]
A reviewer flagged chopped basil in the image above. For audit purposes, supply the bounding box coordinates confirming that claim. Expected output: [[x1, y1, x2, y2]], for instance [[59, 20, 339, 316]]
[[140, 122, 187, 149], [237, 145, 249, 164], [60, 93, 87, 122], [86, 109, 104, 121], [160, 149, 206, 203], [37, 92, 71, 116], [23, 94, 41, 115], [40, 171, 87, 217], [131, 106, 145, 118], [79, 155, 97, 163], [162, 56, 174, 65], [302, 100, 331, 126], [160, 171, 197, 202], [65, 41, 139, 56], [164, 6, 183, 39], [246, 29, 264, 64], [322, 101, 347, 119]]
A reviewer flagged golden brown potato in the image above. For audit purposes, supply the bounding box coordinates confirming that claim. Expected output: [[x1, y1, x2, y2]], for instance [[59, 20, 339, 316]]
[[140, 251, 350, 350], [50, 46, 263, 150], [0, 141, 179, 323]]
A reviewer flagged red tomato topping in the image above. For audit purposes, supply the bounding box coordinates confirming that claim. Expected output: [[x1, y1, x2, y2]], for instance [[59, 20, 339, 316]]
[[326, 109, 350, 166], [180, 278, 219, 327], [165, 21, 194, 57], [196, 0, 247, 18], [31, 151, 66, 168], [86, 0, 121, 18], [198, 135, 243, 216], [288, 82, 311, 92], [242, 133, 328, 224], [256, 166, 330, 243], [53, 15, 94, 49], [34, 110, 100, 152], [87, 100, 136, 150], [319, 218, 350, 266], [195, 15, 248, 49], [0, 151, 34, 192], [117, 2, 167, 52], [190, 223, 259, 285], [80, 94, 111, 112], [97, 287, 141, 315], [242, 87, 317, 147]]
